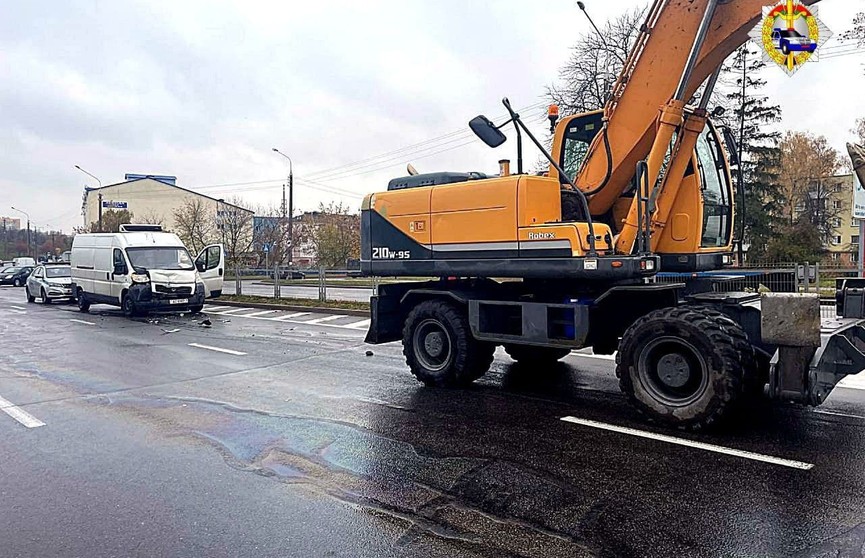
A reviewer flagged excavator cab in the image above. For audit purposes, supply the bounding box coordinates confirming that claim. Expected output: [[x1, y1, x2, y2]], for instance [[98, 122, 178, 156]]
[[552, 109, 735, 271]]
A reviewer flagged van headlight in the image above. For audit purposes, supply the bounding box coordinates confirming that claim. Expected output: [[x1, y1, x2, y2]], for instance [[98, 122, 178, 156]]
[[131, 273, 150, 283]]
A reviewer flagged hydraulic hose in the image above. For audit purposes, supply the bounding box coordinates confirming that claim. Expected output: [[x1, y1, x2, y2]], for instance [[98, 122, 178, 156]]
[[579, 124, 613, 197]]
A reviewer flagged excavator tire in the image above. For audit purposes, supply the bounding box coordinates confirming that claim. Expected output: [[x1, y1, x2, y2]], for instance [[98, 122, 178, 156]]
[[504, 345, 571, 366], [616, 306, 749, 430], [403, 299, 495, 387]]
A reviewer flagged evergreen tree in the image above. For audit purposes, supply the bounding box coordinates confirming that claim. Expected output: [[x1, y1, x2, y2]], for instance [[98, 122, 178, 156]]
[[719, 44, 784, 262]]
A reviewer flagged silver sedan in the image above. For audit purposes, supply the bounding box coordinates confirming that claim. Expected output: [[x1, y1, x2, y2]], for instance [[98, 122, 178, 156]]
[[26, 264, 74, 304]]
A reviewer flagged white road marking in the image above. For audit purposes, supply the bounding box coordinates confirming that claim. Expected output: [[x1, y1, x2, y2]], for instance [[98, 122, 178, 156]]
[[205, 305, 229, 311], [837, 374, 865, 391], [187, 343, 247, 356], [207, 307, 246, 315], [813, 409, 865, 420], [10, 305, 25, 310], [0, 394, 46, 429], [560, 416, 814, 471], [274, 312, 311, 321], [303, 315, 347, 325], [344, 319, 371, 329], [8, 309, 26, 315], [570, 352, 616, 361], [244, 310, 279, 317], [69, 319, 95, 326]]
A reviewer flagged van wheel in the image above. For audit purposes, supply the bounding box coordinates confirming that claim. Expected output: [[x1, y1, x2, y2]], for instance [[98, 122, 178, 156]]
[[403, 300, 495, 387], [77, 290, 90, 313], [122, 295, 138, 317], [25, 287, 35, 303], [41, 288, 51, 304]]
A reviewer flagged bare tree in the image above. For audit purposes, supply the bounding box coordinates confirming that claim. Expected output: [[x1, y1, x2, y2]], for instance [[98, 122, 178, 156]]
[[548, 6, 647, 115], [172, 198, 216, 254], [252, 204, 294, 271], [218, 196, 254, 291], [307, 202, 360, 269], [138, 210, 166, 228]]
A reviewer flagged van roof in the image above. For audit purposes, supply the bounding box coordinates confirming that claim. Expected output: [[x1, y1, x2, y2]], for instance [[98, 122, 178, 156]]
[[72, 231, 186, 250]]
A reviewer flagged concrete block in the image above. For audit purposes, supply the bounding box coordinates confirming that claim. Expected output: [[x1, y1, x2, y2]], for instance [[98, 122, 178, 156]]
[[761, 293, 821, 347]]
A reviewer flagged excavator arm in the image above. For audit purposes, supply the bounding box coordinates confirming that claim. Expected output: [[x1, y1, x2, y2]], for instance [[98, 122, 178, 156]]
[[554, 0, 819, 253]]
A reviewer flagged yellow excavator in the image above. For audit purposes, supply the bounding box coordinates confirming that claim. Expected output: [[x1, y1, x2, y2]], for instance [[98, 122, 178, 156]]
[[360, 0, 865, 429]]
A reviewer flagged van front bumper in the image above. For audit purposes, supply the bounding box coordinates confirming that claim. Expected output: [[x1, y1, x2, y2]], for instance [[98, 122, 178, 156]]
[[128, 283, 205, 312]]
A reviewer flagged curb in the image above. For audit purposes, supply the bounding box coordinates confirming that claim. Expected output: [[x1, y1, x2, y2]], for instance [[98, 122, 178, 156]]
[[251, 281, 374, 290], [210, 298, 369, 317]]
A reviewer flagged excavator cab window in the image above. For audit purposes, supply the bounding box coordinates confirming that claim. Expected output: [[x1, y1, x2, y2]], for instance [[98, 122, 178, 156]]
[[560, 111, 604, 182], [695, 126, 733, 248]]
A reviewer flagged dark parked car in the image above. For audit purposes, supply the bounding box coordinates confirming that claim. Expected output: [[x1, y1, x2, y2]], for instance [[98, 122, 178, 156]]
[[0, 266, 34, 287], [279, 270, 306, 280]]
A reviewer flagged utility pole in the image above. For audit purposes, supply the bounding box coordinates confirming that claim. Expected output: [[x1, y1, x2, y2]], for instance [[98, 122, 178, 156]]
[[272, 148, 294, 266], [74, 165, 102, 232], [10, 207, 31, 259], [2, 219, 6, 261]]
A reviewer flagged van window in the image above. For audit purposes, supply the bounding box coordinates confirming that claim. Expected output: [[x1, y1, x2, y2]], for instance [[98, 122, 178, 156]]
[[206, 246, 221, 270], [126, 247, 195, 271], [113, 249, 125, 268]]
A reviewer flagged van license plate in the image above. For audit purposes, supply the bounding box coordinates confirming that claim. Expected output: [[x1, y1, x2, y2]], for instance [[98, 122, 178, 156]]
[[170, 298, 189, 305]]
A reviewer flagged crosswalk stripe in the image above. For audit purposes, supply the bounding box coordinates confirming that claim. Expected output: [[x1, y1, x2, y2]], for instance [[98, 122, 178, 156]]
[[274, 312, 311, 321], [344, 319, 371, 329], [244, 310, 279, 317], [303, 315, 347, 325]]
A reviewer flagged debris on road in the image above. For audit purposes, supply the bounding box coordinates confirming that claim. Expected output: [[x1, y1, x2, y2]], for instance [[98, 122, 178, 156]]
[[365, 350, 374, 357], [199, 318, 212, 328], [161, 328, 180, 334]]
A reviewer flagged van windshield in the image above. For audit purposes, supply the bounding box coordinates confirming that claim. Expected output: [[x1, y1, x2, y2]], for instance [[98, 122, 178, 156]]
[[126, 247, 195, 271]]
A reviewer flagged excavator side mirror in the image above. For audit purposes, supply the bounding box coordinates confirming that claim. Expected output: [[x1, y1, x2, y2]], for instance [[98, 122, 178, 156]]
[[469, 115, 507, 148]]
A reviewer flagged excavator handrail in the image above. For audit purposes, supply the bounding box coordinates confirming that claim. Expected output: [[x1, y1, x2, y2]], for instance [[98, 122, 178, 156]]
[[501, 98, 600, 256]]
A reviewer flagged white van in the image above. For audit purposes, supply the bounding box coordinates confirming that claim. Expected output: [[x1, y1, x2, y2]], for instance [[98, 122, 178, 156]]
[[71, 224, 224, 316], [13, 257, 36, 267]]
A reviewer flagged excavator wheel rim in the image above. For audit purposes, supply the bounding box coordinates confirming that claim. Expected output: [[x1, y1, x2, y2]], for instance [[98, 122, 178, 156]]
[[637, 336, 709, 407]]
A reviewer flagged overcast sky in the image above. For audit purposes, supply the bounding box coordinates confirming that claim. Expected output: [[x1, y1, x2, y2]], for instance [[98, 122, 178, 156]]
[[2, 0, 864, 234]]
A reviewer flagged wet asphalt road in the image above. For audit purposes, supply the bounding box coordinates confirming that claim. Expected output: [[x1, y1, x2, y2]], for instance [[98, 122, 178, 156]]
[[2, 285, 865, 557], [224, 280, 372, 302]]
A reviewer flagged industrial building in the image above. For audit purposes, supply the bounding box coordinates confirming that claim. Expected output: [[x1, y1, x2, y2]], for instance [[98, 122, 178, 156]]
[[82, 174, 252, 234]]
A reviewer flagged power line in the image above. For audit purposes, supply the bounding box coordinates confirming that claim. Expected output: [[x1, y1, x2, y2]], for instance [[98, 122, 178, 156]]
[[304, 101, 547, 180], [309, 106, 549, 183]]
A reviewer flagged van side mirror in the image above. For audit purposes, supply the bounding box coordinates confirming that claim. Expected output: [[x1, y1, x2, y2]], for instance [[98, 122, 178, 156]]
[[469, 115, 508, 148]]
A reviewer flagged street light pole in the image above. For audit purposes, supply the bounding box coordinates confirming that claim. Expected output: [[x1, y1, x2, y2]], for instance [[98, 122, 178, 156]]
[[75, 165, 103, 232], [10, 206, 31, 259], [271, 148, 294, 266]]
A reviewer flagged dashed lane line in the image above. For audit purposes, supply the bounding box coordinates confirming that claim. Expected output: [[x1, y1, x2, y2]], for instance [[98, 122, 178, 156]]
[[0, 394, 46, 429], [560, 416, 814, 471], [187, 343, 247, 356], [69, 319, 95, 326], [10, 305, 25, 310]]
